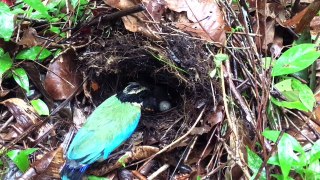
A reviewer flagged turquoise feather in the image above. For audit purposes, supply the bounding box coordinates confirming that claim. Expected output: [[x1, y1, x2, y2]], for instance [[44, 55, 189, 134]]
[[67, 95, 141, 164], [61, 83, 148, 180]]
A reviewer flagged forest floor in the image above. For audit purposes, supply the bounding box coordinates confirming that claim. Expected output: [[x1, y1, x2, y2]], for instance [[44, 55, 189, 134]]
[[0, 0, 320, 179]]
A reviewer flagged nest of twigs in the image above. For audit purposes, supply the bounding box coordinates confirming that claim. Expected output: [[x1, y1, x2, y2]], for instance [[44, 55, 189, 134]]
[[75, 26, 223, 177]]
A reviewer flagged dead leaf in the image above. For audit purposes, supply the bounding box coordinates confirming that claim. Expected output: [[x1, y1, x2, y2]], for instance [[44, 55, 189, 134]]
[[20, 147, 65, 179], [283, 0, 320, 33], [311, 16, 320, 34], [44, 49, 82, 100], [89, 146, 159, 176], [295, 0, 320, 33], [258, 3, 287, 23], [105, 0, 225, 42], [167, 0, 226, 43], [174, 174, 191, 180], [17, 28, 45, 47], [315, 91, 320, 102], [186, 144, 215, 164], [0, 131, 17, 141], [90, 81, 100, 92], [33, 123, 55, 146], [313, 106, 320, 125], [0, 98, 39, 141], [286, 119, 319, 144], [145, 0, 166, 22], [283, 8, 308, 28], [0, 89, 10, 97], [1, 0, 15, 6], [104, 0, 161, 40], [254, 3, 286, 51], [0, 98, 39, 129], [21, 62, 54, 107], [207, 105, 224, 127]]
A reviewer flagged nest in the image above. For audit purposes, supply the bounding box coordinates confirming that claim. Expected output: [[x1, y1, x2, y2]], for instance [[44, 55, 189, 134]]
[[76, 25, 222, 175]]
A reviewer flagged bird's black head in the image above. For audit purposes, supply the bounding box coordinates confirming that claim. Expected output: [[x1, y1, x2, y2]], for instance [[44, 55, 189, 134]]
[[116, 82, 150, 104]]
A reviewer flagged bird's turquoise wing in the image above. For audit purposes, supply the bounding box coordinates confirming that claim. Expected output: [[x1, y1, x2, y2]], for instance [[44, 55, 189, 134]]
[[67, 95, 141, 165]]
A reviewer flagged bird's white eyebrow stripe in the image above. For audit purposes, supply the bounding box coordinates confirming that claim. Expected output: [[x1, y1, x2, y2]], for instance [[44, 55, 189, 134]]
[[126, 86, 148, 94]]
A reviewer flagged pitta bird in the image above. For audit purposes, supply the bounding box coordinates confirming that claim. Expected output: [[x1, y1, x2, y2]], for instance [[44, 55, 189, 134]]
[[61, 82, 150, 180]]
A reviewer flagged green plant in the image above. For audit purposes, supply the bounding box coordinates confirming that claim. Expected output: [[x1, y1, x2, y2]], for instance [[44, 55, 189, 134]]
[[0, 47, 50, 95], [270, 43, 320, 112], [31, 99, 50, 116], [118, 154, 128, 168], [88, 175, 110, 180], [271, 78, 315, 112], [271, 44, 320, 77], [247, 130, 320, 180], [232, 25, 244, 33], [0, 0, 88, 99], [6, 148, 38, 172], [209, 53, 228, 78], [0, 2, 14, 41]]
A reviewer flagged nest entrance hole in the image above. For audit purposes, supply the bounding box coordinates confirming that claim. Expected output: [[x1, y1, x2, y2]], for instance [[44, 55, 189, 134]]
[[88, 55, 187, 111]]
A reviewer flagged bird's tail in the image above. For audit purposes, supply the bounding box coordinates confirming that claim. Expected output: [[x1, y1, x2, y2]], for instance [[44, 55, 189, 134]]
[[61, 161, 89, 180]]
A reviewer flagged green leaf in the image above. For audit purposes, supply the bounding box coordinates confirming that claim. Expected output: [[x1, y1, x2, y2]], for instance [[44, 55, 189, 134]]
[[274, 79, 293, 92], [291, 79, 315, 111], [214, 53, 228, 68], [274, 79, 299, 102], [53, 49, 62, 58], [309, 140, 320, 163], [272, 44, 320, 76], [71, 0, 88, 8], [271, 97, 309, 112], [23, 0, 51, 19], [31, 99, 49, 116], [268, 154, 280, 166], [118, 155, 128, 167], [46, 0, 63, 11], [263, 130, 281, 142], [49, 26, 60, 34], [272, 78, 315, 112], [11, 8, 26, 15], [278, 135, 297, 178], [271, 174, 294, 180], [281, 91, 300, 102], [16, 46, 52, 61], [246, 147, 266, 180], [263, 130, 307, 178], [13, 68, 29, 93], [88, 176, 109, 180], [305, 160, 320, 179], [29, 11, 49, 20], [209, 69, 216, 78], [261, 57, 274, 70], [0, 2, 14, 41], [0, 50, 13, 78], [263, 130, 304, 153], [6, 148, 37, 172]]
